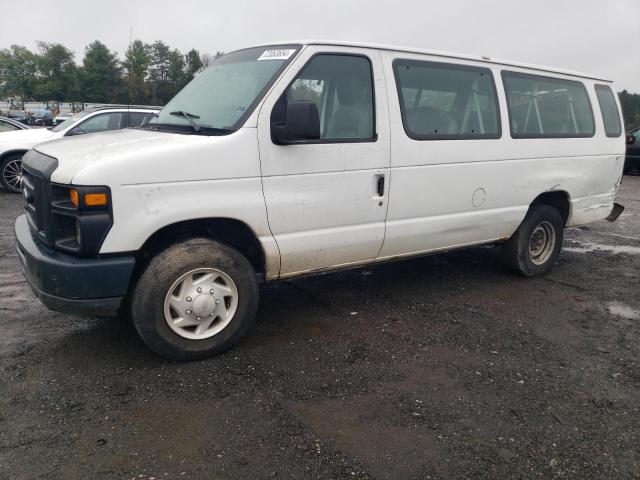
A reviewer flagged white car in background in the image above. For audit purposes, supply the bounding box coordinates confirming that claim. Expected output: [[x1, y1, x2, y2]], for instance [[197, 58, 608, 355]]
[[0, 105, 159, 192], [0, 116, 30, 132]]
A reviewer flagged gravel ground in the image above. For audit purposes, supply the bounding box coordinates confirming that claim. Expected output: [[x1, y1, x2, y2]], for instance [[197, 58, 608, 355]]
[[1, 176, 639, 479]]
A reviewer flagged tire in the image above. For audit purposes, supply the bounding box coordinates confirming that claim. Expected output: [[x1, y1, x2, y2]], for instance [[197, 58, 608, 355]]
[[131, 238, 259, 361], [501, 204, 564, 277], [0, 154, 24, 193]]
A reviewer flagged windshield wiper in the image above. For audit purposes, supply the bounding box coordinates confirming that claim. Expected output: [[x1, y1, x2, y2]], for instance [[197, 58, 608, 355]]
[[169, 110, 201, 132]]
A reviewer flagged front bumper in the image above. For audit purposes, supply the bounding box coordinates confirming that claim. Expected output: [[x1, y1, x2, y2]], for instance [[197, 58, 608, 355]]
[[15, 214, 135, 316]]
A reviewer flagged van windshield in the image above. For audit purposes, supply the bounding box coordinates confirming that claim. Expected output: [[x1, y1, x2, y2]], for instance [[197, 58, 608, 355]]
[[154, 45, 299, 134]]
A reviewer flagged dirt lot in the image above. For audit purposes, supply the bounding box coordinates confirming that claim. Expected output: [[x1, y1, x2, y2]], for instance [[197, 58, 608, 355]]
[[1, 177, 639, 479]]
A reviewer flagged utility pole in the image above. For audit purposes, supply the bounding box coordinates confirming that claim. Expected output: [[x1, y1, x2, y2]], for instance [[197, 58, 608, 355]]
[[128, 26, 133, 104]]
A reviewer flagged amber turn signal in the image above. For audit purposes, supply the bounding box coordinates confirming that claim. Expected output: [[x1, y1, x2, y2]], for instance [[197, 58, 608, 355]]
[[69, 189, 79, 207], [84, 193, 108, 206]]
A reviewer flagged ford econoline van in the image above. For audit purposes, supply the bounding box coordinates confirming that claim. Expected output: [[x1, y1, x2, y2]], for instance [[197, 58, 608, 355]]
[[15, 42, 625, 360]]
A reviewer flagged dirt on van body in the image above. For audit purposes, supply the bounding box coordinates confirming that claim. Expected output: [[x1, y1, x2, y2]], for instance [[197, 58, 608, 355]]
[[1, 176, 639, 479]]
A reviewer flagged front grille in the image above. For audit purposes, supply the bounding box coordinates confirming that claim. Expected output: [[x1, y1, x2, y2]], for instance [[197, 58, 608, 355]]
[[22, 165, 50, 244], [21, 150, 59, 247]]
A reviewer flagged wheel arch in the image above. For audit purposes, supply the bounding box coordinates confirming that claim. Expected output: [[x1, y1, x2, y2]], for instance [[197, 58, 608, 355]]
[[0, 149, 28, 162], [528, 190, 571, 225], [133, 217, 267, 281]]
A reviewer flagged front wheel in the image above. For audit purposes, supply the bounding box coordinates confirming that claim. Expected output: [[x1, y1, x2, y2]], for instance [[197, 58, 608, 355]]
[[131, 238, 259, 361], [501, 204, 564, 277], [0, 154, 24, 193]]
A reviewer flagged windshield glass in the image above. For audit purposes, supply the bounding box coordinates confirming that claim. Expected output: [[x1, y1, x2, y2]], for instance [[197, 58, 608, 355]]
[[154, 45, 299, 133], [50, 110, 92, 132]]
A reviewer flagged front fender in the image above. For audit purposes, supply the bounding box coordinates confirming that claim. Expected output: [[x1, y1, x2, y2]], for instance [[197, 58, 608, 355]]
[[100, 178, 281, 279]]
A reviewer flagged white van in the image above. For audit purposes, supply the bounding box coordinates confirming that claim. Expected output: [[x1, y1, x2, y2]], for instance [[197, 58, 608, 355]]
[[15, 42, 625, 360]]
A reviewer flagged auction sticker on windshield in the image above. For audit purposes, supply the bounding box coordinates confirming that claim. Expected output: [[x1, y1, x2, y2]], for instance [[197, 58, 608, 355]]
[[258, 49, 296, 60]]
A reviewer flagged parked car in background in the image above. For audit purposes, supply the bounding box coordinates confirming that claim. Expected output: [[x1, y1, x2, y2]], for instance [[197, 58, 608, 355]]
[[624, 129, 640, 173], [0, 105, 160, 193], [32, 109, 54, 126], [0, 116, 30, 132], [53, 112, 73, 126], [7, 110, 30, 125]]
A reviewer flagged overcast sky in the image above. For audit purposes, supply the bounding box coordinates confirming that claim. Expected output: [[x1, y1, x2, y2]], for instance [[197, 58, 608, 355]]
[[1, 0, 639, 91]]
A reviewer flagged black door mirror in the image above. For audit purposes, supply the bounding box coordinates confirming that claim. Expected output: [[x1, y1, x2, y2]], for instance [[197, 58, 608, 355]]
[[68, 127, 86, 136], [272, 100, 320, 144], [626, 134, 636, 145]]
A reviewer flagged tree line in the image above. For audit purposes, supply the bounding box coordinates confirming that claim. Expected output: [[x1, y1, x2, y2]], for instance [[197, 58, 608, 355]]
[[0, 40, 639, 129], [0, 40, 223, 106], [619, 90, 640, 130]]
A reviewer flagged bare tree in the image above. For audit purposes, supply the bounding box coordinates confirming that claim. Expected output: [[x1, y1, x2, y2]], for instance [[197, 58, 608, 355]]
[[200, 53, 214, 69], [199, 51, 225, 70]]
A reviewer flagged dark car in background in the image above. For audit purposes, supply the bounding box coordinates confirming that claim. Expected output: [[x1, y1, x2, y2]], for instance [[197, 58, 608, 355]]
[[32, 108, 54, 126], [7, 110, 30, 125], [625, 129, 640, 174]]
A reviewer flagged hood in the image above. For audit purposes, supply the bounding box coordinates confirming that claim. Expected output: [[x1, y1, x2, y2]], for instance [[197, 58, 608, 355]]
[[34, 128, 220, 184], [0, 128, 57, 150]]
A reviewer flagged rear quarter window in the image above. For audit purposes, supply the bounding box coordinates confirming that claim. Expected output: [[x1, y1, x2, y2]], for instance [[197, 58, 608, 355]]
[[502, 72, 595, 138], [594, 84, 622, 137]]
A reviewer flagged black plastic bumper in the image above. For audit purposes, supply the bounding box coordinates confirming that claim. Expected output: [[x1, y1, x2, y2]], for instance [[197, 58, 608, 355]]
[[15, 214, 135, 316], [606, 203, 624, 222]]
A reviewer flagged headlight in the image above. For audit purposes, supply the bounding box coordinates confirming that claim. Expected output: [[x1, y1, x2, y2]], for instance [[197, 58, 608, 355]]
[[50, 184, 112, 256], [69, 188, 109, 208]]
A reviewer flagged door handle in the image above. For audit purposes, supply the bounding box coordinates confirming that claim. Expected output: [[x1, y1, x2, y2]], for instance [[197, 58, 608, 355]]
[[376, 174, 385, 197]]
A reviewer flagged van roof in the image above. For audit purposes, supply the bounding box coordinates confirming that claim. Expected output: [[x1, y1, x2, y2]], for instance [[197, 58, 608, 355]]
[[257, 40, 612, 83]]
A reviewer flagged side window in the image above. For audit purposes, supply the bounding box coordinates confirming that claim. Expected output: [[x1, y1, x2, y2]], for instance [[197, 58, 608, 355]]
[[280, 54, 375, 141], [502, 72, 594, 138], [594, 85, 622, 137], [70, 112, 125, 135], [0, 121, 20, 132], [129, 112, 154, 127], [393, 59, 500, 140]]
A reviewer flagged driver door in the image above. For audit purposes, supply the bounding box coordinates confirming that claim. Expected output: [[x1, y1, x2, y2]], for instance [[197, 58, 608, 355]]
[[257, 46, 390, 277]]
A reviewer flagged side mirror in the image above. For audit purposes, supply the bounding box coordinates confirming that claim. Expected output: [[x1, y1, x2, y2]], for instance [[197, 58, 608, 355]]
[[626, 135, 635, 145], [272, 100, 320, 145]]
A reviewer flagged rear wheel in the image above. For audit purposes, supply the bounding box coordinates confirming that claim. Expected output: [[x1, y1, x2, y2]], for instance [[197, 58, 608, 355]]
[[131, 238, 259, 361], [0, 154, 23, 193], [501, 204, 564, 277]]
